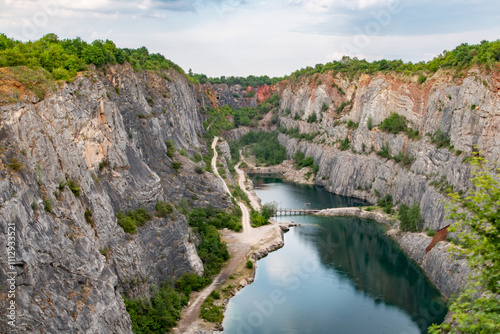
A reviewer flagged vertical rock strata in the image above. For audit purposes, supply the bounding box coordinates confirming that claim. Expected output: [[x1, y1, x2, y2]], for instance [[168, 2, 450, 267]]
[[0, 64, 229, 333], [276, 69, 500, 297]]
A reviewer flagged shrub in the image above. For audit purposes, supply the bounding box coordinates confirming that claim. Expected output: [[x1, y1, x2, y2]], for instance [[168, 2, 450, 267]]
[[398, 202, 423, 232], [394, 151, 415, 167], [293, 151, 315, 169], [188, 209, 232, 276], [67, 178, 81, 197], [246, 260, 254, 269], [427, 229, 436, 237], [116, 208, 152, 233], [200, 296, 224, 323], [124, 284, 183, 334], [335, 100, 351, 114], [346, 119, 358, 129], [250, 210, 269, 227], [379, 113, 407, 134], [195, 165, 204, 174], [165, 140, 175, 158], [339, 137, 350, 151], [407, 128, 419, 139], [321, 102, 328, 111], [156, 201, 174, 217], [417, 75, 427, 84], [99, 159, 109, 171], [431, 128, 451, 149], [376, 142, 391, 159], [43, 198, 52, 212], [7, 158, 23, 171], [84, 209, 93, 225], [172, 161, 181, 171], [307, 112, 318, 123], [377, 194, 394, 214]]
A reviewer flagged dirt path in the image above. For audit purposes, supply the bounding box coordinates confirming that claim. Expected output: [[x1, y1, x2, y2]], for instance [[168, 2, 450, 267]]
[[176, 137, 273, 333], [235, 151, 262, 212]]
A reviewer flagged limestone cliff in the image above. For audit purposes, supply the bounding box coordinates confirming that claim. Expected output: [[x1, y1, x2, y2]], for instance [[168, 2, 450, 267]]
[[277, 68, 500, 231], [0, 64, 231, 333], [275, 68, 500, 299]]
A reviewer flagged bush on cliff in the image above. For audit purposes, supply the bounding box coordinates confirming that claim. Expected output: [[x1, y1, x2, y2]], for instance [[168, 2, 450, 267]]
[[429, 158, 500, 334], [398, 202, 422, 232], [379, 112, 408, 134]]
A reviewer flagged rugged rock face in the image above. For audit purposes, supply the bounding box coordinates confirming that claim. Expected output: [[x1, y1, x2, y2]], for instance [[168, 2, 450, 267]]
[[277, 68, 500, 231], [198, 82, 258, 110], [0, 64, 230, 333], [393, 232, 472, 298]]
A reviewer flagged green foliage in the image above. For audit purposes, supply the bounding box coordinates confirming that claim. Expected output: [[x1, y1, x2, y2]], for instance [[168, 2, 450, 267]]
[[417, 75, 427, 84], [377, 142, 392, 159], [321, 102, 329, 111], [250, 210, 270, 227], [281, 127, 319, 142], [377, 194, 394, 214], [232, 186, 250, 206], [7, 158, 23, 171], [172, 161, 181, 171], [339, 137, 350, 151], [346, 119, 359, 129], [335, 100, 351, 114], [200, 296, 224, 323], [67, 178, 81, 197], [233, 131, 287, 166], [188, 208, 232, 277], [379, 112, 408, 134], [394, 151, 415, 167], [246, 260, 254, 269], [123, 284, 182, 334], [431, 128, 451, 149], [429, 158, 500, 333], [261, 202, 277, 220], [155, 201, 174, 217], [84, 209, 93, 225], [165, 139, 175, 158], [287, 40, 500, 80], [307, 112, 318, 123], [192, 73, 281, 87], [0, 33, 187, 83], [293, 151, 315, 169], [398, 202, 422, 232], [43, 198, 52, 212], [116, 208, 152, 233], [367, 117, 373, 130]]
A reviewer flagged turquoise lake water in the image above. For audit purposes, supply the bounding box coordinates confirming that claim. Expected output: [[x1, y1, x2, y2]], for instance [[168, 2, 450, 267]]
[[222, 177, 447, 334]]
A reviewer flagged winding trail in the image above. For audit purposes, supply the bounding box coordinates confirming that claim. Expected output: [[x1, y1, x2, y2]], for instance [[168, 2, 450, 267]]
[[176, 137, 277, 333], [235, 150, 262, 212]]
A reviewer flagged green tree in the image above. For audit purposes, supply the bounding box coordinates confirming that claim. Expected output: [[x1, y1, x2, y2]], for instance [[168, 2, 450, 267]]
[[398, 202, 422, 232], [429, 158, 500, 333]]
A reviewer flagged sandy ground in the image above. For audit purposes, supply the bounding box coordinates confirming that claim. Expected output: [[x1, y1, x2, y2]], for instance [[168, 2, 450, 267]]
[[175, 137, 284, 334]]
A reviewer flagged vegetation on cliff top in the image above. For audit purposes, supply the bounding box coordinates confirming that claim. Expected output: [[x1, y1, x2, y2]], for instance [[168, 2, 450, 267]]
[[0, 33, 186, 81], [288, 40, 500, 79]]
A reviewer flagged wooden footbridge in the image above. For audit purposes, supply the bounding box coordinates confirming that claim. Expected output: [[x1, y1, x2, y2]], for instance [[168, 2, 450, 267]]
[[275, 208, 320, 216]]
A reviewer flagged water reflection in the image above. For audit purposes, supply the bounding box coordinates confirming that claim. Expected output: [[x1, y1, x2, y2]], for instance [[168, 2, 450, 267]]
[[295, 217, 447, 331], [222, 177, 447, 334]]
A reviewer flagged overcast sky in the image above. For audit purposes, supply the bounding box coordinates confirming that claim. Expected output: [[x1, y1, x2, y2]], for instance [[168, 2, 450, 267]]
[[1, 0, 499, 77]]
